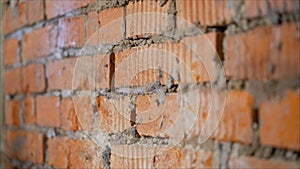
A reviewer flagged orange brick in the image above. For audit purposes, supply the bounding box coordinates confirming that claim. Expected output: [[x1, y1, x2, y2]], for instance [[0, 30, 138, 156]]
[[27, 0, 44, 24], [36, 96, 60, 127], [68, 139, 102, 169], [230, 156, 300, 169], [136, 93, 184, 138], [73, 96, 94, 130], [5, 130, 44, 163], [214, 91, 254, 144], [60, 98, 78, 131], [46, 0, 94, 19], [126, 1, 169, 38], [47, 58, 75, 90], [259, 90, 300, 151], [5, 67, 22, 95], [2, 2, 27, 34], [176, 0, 234, 27], [4, 38, 18, 66], [22, 24, 58, 61], [96, 96, 132, 133], [22, 64, 46, 93], [5, 100, 21, 126], [57, 16, 86, 48], [48, 137, 69, 168], [24, 97, 35, 124], [244, 0, 299, 18], [225, 23, 300, 80], [88, 7, 124, 45]]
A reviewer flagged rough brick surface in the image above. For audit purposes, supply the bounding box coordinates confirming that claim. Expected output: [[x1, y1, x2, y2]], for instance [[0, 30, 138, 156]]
[[22, 64, 46, 93], [5, 100, 21, 126], [36, 96, 60, 127], [5, 67, 22, 95], [230, 156, 300, 169], [24, 97, 35, 125], [22, 25, 58, 61], [27, 0, 44, 24], [260, 90, 300, 151], [225, 23, 300, 80], [60, 98, 78, 131], [214, 91, 254, 144], [57, 16, 86, 48], [5, 130, 44, 163], [2, 2, 27, 34], [48, 138, 69, 168], [4, 38, 18, 66]]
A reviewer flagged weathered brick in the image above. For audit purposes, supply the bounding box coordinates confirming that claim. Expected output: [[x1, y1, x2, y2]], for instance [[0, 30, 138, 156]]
[[24, 97, 35, 125], [5, 67, 22, 95], [214, 91, 254, 144], [46, 0, 94, 19], [244, 0, 299, 18], [47, 58, 75, 90], [2, 2, 27, 34], [48, 137, 69, 168], [57, 16, 86, 48], [22, 24, 58, 61], [22, 64, 46, 93], [60, 98, 78, 131], [36, 96, 60, 127], [225, 23, 300, 80], [230, 156, 300, 169], [88, 7, 124, 45], [5, 130, 44, 163], [4, 38, 18, 66], [176, 0, 234, 27], [260, 90, 300, 151], [27, 0, 44, 24], [96, 96, 132, 133], [126, 1, 169, 38], [68, 139, 102, 169], [73, 96, 94, 130], [136, 93, 184, 138], [5, 100, 21, 126]]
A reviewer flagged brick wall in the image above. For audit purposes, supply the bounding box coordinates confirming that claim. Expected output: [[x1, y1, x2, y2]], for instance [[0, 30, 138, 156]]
[[1, 0, 299, 168]]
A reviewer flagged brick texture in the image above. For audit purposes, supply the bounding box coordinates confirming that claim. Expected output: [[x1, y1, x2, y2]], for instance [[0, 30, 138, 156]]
[[48, 138, 69, 168], [4, 38, 18, 66], [5, 100, 21, 126], [36, 96, 60, 127], [24, 96, 35, 125], [22, 64, 46, 93]]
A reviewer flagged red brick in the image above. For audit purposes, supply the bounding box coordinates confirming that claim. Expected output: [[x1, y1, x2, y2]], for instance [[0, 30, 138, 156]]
[[259, 90, 300, 151], [126, 1, 169, 38], [5, 100, 21, 126], [2, 2, 27, 34], [22, 24, 58, 61], [136, 93, 184, 138], [68, 139, 102, 169], [96, 96, 132, 133], [5, 67, 22, 95], [110, 145, 213, 169], [60, 98, 78, 131], [230, 156, 300, 169], [5, 130, 44, 163], [36, 96, 60, 127], [27, 0, 44, 24], [176, 0, 233, 27], [46, 0, 94, 19], [4, 38, 18, 66], [57, 16, 86, 48], [225, 23, 300, 80], [47, 58, 75, 90], [48, 137, 69, 168], [244, 0, 299, 18], [88, 8, 124, 45], [22, 64, 46, 93], [73, 96, 94, 130], [24, 97, 35, 124]]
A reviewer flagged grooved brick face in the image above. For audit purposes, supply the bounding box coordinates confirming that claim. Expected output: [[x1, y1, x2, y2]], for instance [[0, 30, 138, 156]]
[[58, 16, 86, 48], [36, 96, 60, 127], [214, 91, 254, 144], [225, 23, 300, 80], [5, 100, 21, 126], [5, 130, 44, 164], [259, 90, 300, 151], [4, 38, 18, 66], [22, 24, 58, 62]]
